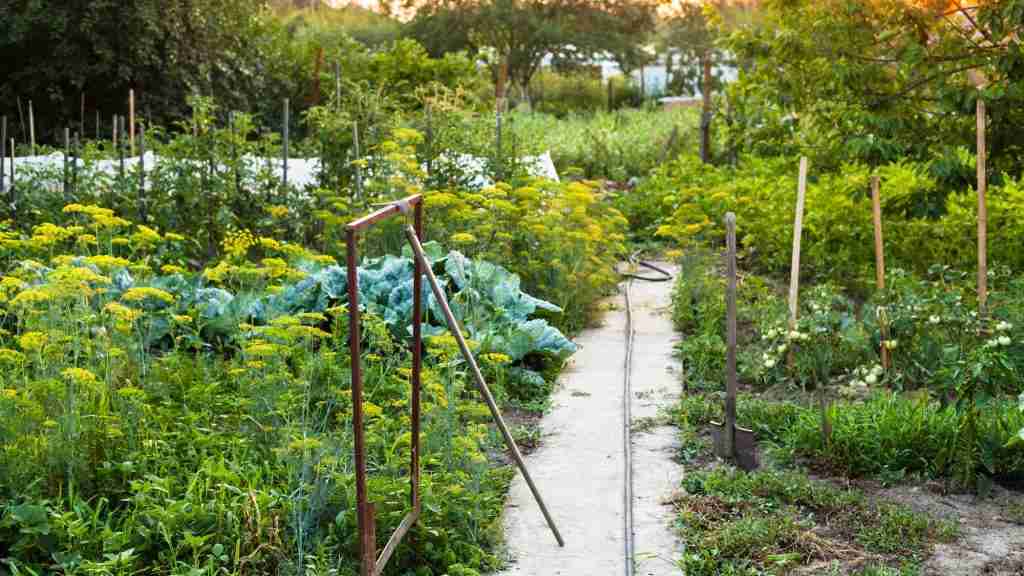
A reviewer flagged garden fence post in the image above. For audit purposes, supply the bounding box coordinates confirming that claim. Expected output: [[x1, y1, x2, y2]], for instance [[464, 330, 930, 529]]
[[1, 117, 5, 194], [353, 121, 363, 202], [871, 175, 890, 370], [28, 100, 35, 156], [64, 128, 70, 199], [129, 89, 135, 156], [282, 97, 289, 195], [72, 132, 80, 199], [138, 124, 146, 223], [788, 157, 807, 371], [977, 97, 988, 320], [9, 138, 16, 221]]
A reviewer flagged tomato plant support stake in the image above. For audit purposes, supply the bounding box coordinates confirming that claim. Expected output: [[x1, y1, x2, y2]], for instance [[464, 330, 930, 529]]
[[27, 100, 36, 156], [977, 97, 988, 319], [403, 215, 565, 548], [346, 196, 425, 576], [871, 175, 890, 370], [787, 157, 808, 371], [129, 89, 135, 156], [138, 124, 146, 223], [282, 98, 290, 194], [0, 117, 5, 194]]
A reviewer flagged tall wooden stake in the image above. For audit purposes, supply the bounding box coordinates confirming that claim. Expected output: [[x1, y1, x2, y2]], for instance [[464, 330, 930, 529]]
[[63, 128, 70, 198], [788, 157, 808, 370], [977, 98, 988, 319], [129, 89, 136, 156], [1, 117, 5, 193], [282, 98, 289, 192], [138, 124, 146, 223], [871, 175, 890, 369], [28, 100, 35, 155], [724, 212, 739, 458]]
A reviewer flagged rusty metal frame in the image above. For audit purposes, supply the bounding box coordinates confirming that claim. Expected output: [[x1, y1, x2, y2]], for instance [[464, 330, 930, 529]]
[[346, 195, 424, 576]]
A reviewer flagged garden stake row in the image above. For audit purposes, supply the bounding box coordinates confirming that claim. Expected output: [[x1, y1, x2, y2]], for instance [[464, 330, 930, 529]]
[[711, 212, 759, 471], [402, 211, 565, 548], [346, 196, 425, 576]]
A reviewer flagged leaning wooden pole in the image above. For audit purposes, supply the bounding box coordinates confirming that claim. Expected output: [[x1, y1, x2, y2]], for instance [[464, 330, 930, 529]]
[[871, 175, 890, 370], [976, 98, 988, 319], [787, 157, 808, 369], [403, 221, 565, 548]]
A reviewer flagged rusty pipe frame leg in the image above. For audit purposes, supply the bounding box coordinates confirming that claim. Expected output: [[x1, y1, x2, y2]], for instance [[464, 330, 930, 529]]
[[347, 199, 425, 576], [402, 223, 565, 547], [347, 229, 376, 576]]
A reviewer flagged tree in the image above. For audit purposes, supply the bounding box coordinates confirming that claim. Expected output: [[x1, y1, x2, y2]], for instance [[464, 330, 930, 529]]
[[721, 0, 1024, 174], [0, 0, 266, 141], [659, 1, 756, 162], [406, 0, 657, 103]]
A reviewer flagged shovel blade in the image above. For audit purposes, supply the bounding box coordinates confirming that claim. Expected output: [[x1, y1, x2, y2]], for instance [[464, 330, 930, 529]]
[[708, 421, 759, 471]]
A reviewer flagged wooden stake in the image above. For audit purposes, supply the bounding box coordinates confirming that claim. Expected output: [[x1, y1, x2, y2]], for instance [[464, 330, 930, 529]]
[[789, 157, 808, 328], [112, 115, 118, 147], [335, 61, 341, 111], [977, 98, 988, 319], [282, 98, 289, 192], [788, 157, 808, 369], [1, 117, 6, 193], [95, 109, 100, 141], [138, 123, 146, 223], [871, 175, 890, 369], [63, 128, 70, 197], [129, 89, 135, 156], [725, 212, 739, 458], [28, 100, 35, 155]]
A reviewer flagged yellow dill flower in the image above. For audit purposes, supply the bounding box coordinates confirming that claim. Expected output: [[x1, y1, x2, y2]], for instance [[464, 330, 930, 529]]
[[61, 367, 98, 384], [121, 287, 175, 304], [244, 341, 281, 358], [76, 234, 98, 245], [0, 348, 26, 364], [482, 352, 512, 365], [265, 206, 289, 219], [103, 302, 142, 323], [450, 232, 476, 245], [297, 312, 326, 324], [363, 402, 383, 418], [259, 237, 282, 251], [49, 265, 111, 287], [0, 389, 16, 400], [131, 225, 162, 247], [117, 386, 145, 399], [172, 314, 193, 324], [165, 232, 186, 242], [161, 264, 186, 275], [18, 331, 49, 352], [9, 288, 53, 308]]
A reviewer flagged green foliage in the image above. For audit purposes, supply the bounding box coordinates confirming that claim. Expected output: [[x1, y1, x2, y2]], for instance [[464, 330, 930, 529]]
[[676, 468, 953, 575]]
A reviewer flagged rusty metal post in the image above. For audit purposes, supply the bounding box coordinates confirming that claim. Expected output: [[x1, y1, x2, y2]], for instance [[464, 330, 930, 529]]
[[411, 202, 423, 508], [347, 196, 426, 576], [347, 228, 375, 576]]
